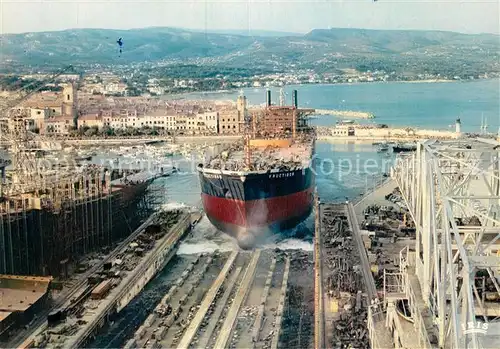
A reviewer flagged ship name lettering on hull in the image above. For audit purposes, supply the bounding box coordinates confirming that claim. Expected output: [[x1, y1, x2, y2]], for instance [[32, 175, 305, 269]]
[[203, 174, 223, 179], [270, 172, 295, 179]]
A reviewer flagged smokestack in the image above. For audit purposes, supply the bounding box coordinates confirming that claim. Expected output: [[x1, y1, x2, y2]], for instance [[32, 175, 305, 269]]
[[292, 90, 298, 108], [266, 90, 271, 107]]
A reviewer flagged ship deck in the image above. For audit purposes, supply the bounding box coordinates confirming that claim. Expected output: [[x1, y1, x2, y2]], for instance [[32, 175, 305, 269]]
[[0, 289, 45, 312], [202, 137, 314, 174], [0, 274, 52, 331], [0, 311, 11, 321]]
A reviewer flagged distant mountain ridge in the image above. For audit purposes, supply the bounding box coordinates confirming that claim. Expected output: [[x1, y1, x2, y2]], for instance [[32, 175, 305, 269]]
[[0, 26, 498, 73], [195, 29, 302, 37]]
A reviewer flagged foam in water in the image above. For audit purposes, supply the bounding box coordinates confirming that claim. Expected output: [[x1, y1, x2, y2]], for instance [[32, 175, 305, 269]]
[[177, 214, 314, 254], [177, 217, 238, 255], [162, 202, 190, 211], [177, 241, 237, 255], [264, 238, 313, 251], [259, 223, 314, 251]]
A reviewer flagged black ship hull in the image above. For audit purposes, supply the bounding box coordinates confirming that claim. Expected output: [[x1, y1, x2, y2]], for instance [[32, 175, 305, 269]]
[[198, 167, 315, 248]]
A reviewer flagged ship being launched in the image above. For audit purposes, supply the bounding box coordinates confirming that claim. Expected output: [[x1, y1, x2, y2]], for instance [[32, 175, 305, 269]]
[[197, 90, 315, 248]]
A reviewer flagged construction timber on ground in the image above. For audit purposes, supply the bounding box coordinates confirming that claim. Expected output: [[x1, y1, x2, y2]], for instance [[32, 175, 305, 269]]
[[365, 138, 500, 349]]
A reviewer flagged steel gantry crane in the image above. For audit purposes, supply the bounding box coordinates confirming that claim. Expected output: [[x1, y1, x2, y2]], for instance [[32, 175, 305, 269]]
[[391, 138, 500, 349]]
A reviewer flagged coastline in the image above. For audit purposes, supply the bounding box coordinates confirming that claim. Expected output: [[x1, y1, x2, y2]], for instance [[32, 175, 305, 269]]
[[159, 77, 497, 98], [398, 79, 453, 84]]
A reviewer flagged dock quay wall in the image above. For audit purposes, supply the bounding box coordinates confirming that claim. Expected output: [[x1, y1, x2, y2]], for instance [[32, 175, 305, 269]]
[[64, 212, 192, 348], [115, 213, 191, 312], [313, 191, 326, 349]]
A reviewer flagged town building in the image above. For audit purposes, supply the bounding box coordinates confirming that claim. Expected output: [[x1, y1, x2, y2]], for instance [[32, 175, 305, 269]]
[[102, 109, 141, 129], [198, 111, 218, 134], [77, 113, 104, 130], [186, 114, 198, 133], [61, 83, 78, 125], [44, 116, 75, 135], [141, 109, 177, 130], [218, 107, 243, 134], [175, 114, 187, 132], [9, 90, 248, 137], [29, 108, 51, 131]]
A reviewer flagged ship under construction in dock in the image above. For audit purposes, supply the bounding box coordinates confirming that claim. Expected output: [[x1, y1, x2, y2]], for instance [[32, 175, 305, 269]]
[[197, 90, 315, 248], [0, 67, 163, 277], [0, 167, 161, 277]]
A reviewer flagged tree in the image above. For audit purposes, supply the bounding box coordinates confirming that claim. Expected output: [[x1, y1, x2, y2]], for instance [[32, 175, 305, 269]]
[[124, 126, 138, 136], [84, 127, 97, 137], [101, 126, 114, 136], [114, 128, 126, 137], [78, 125, 89, 136], [126, 85, 141, 97], [139, 126, 152, 135], [69, 128, 79, 137]]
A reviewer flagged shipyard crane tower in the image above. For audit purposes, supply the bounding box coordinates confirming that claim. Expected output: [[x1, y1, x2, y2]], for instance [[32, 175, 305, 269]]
[[0, 65, 75, 196]]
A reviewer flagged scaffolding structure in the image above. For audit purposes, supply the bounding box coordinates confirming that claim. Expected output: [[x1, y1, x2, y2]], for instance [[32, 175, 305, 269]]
[[387, 138, 500, 349], [0, 169, 160, 276]]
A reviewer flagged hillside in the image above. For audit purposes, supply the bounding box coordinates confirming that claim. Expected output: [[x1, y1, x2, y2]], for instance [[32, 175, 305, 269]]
[[1, 27, 498, 74], [0, 27, 258, 65]]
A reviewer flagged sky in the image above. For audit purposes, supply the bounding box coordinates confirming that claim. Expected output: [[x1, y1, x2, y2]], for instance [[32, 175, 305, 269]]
[[0, 0, 498, 36]]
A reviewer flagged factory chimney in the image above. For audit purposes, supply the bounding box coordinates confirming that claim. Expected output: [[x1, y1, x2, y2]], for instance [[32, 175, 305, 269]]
[[292, 90, 298, 138], [266, 90, 271, 107]]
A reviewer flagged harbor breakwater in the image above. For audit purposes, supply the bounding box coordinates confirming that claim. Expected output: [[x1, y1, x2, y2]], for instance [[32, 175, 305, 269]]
[[312, 109, 375, 119], [317, 125, 460, 141]]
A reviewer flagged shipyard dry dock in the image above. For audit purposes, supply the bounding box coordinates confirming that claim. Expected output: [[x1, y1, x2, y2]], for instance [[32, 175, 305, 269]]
[[114, 197, 377, 349], [26, 197, 379, 349], [122, 248, 316, 349]]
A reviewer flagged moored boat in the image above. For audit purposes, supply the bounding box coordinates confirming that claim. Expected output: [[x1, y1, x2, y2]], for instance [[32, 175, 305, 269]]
[[377, 141, 389, 152], [392, 143, 417, 153]]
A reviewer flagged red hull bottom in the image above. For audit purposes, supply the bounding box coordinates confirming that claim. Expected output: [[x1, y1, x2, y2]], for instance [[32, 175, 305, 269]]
[[201, 188, 313, 248]]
